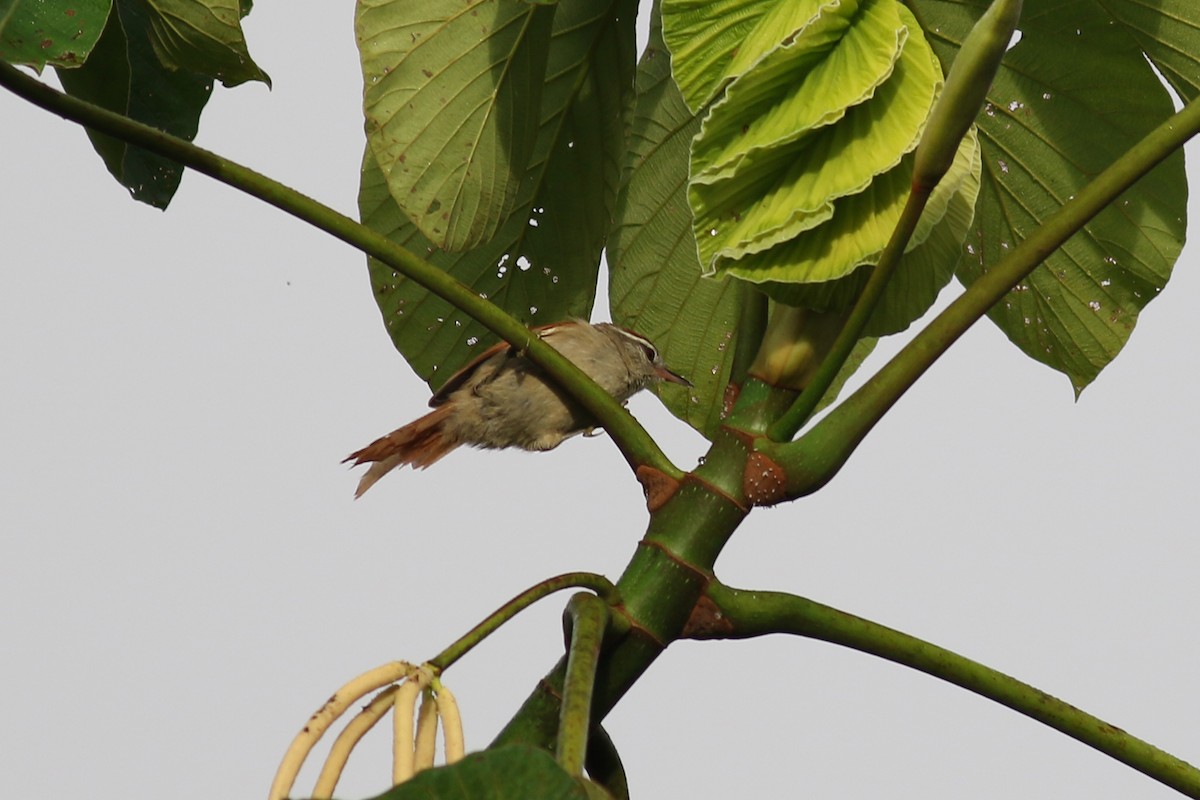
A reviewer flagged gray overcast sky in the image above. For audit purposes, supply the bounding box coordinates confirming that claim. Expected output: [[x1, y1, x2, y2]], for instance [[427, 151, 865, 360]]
[[2, 4, 1198, 798]]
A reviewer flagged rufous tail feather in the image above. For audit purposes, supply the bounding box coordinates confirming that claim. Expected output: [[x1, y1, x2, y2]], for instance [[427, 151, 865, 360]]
[[343, 405, 458, 497]]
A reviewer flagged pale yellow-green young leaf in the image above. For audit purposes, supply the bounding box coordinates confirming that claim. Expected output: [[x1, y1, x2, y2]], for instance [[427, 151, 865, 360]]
[[694, 2, 942, 279], [661, 0, 862, 113], [724, 0, 858, 87], [659, 0, 775, 111], [815, 126, 981, 336], [762, 126, 979, 337], [727, 121, 972, 291], [691, 0, 904, 186]]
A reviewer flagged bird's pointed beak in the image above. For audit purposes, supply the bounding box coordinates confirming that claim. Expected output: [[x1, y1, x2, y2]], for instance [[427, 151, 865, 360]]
[[656, 365, 692, 387]]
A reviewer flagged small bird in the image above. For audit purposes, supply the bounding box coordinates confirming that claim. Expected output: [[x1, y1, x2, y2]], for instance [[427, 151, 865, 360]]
[[344, 321, 689, 497]]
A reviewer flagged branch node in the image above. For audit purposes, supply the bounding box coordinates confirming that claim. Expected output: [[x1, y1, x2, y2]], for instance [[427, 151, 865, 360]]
[[636, 464, 681, 512], [722, 382, 741, 418], [743, 451, 788, 506], [681, 593, 733, 639]]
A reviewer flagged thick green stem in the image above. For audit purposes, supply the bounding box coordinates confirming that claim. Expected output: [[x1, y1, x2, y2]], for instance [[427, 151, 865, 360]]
[[556, 594, 610, 775], [913, 0, 1023, 190], [701, 583, 1200, 798], [0, 62, 680, 480], [730, 289, 769, 387], [767, 94, 1200, 498], [495, 433, 756, 749], [429, 573, 620, 671], [773, 0, 1016, 441]]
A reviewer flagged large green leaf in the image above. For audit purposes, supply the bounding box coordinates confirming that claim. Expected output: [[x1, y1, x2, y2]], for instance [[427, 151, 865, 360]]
[[1070, 0, 1200, 102], [692, 0, 941, 278], [914, 0, 1188, 392], [52, 0, 265, 209], [0, 0, 110, 69], [609, 8, 746, 438], [359, 0, 636, 392], [764, 126, 982, 337], [142, 0, 269, 87], [356, 0, 555, 250], [661, 0, 867, 113], [689, 0, 901, 187], [668, 0, 954, 302], [55, 0, 213, 209]]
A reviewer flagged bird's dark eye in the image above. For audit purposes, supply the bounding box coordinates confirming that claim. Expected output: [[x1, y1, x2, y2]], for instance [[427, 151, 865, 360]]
[[629, 335, 658, 362], [612, 326, 660, 362]]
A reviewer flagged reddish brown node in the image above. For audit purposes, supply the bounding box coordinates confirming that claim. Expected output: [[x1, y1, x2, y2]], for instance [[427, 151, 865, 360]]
[[636, 465, 681, 513], [722, 382, 741, 418], [682, 594, 734, 639], [743, 451, 787, 506]]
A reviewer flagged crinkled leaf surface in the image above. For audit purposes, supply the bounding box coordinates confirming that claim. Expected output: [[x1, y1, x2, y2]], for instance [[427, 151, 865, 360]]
[[142, 0, 269, 87], [609, 9, 878, 438], [359, 0, 636, 393], [659, 0, 776, 111], [661, 0, 866, 113], [370, 745, 587, 800], [0, 0, 110, 68], [914, 0, 1188, 392], [767, 126, 982, 337], [724, 0, 858, 83], [693, 1, 942, 277], [689, 0, 901, 187], [669, 0, 950, 299], [356, 0, 555, 250]]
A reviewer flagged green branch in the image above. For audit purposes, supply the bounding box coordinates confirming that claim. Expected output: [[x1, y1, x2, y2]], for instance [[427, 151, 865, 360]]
[[768, 0, 1021, 442], [557, 593, 610, 775], [700, 582, 1200, 798], [0, 61, 682, 480], [430, 572, 622, 671], [764, 93, 1200, 497]]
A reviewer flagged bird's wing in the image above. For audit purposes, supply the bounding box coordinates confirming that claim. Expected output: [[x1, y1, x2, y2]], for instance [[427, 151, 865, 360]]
[[427, 321, 576, 407]]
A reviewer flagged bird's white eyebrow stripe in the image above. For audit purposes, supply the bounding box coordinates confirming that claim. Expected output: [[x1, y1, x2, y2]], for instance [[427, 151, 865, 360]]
[[611, 327, 655, 349]]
